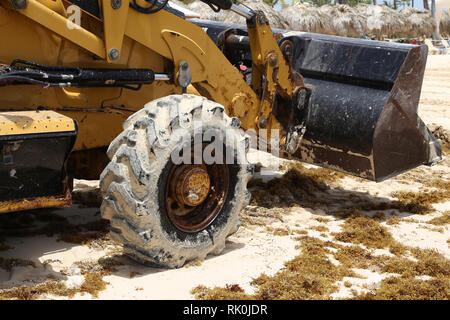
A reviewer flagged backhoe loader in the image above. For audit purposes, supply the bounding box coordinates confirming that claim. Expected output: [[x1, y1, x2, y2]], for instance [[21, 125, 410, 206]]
[[0, 0, 442, 268]]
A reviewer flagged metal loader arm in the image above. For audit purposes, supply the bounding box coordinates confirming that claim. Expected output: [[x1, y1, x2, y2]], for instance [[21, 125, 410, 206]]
[[199, 0, 309, 147], [228, 2, 309, 150], [5, 0, 299, 144], [3, 1, 256, 124]]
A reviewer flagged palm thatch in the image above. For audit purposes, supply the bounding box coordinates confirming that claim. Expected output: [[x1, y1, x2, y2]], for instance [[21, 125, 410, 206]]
[[319, 4, 364, 37], [168, 0, 201, 19], [280, 2, 333, 34], [356, 4, 409, 39], [169, 0, 189, 9], [400, 8, 436, 37], [187, 1, 218, 21], [241, 0, 290, 29], [439, 10, 450, 36], [186, 2, 437, 40], [187, 0, 290, 29]]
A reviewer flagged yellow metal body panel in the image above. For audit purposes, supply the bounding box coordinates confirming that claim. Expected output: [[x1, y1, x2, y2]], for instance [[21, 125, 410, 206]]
[[18, 0, 106, 59], [0, 110, 76, 135], [102, 0, 129, 62], [0, 3, 178, 152], [0, 0, 297, 175]]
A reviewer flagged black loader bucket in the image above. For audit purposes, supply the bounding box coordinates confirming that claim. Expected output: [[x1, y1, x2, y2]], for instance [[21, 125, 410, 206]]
[[282, 33, 442, 181], [190, 20, 442, 182]]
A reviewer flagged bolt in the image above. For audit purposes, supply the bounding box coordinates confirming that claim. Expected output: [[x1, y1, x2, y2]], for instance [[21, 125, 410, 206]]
[[259, 117, 267, 128], [109, 48, 120, 61], [111, 0, 122, 9], [11, 0, 28, 9], [284, 44, 292, 59], [257, 13, 268, 26], [269, 54, 278, 67], [180, 61, 189, 70]]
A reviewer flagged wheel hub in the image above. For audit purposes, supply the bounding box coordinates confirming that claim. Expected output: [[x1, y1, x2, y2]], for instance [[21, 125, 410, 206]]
[[172, 165, 211, 207], [165, 147, 229, 233]]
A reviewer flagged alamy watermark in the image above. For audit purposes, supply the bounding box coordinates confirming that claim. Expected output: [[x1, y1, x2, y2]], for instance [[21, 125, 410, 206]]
[[66, 5, 81, 30]]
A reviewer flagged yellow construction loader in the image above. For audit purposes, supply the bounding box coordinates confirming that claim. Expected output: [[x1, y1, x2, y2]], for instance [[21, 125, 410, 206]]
[[0, 0, 442, 267]]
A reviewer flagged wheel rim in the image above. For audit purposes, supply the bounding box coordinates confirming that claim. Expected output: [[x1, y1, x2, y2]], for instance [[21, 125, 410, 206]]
[[165, 149, 229, 233], [171, 165, 211, 207]]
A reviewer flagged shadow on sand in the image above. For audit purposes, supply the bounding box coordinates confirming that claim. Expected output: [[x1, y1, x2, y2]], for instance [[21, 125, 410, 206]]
[[0, 170, 422, 289]]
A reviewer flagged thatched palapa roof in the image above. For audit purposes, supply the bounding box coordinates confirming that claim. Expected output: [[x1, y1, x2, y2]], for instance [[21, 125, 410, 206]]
[[187, 0, 290, 29], [400, 7, 437, 37], [319, 4, 364, 37], [439, 10, 450, 36], [184, 1, 439, 39], [280, 2, 333, 34], [168, 0, 201, 19], [356, 4, 410, 38]]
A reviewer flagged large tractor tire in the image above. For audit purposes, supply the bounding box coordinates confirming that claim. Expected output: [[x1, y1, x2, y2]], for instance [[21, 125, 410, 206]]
[[100, 94, 253, 268]]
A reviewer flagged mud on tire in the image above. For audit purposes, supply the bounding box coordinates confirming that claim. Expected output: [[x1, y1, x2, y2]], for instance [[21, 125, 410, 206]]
[[100, 94, 253, 268]]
